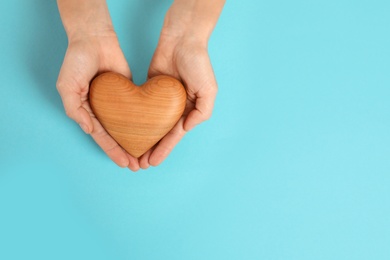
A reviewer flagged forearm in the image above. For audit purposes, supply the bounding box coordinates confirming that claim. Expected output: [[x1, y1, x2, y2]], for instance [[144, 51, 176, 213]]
[[163, 0, 226, 44], [57, 0, 114, 41]]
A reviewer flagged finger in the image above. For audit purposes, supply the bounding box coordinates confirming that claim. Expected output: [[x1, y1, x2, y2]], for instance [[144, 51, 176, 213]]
[[89, 119, 129, 168], [139, 148, 153, 169], [147, 53, 178, 80], [109, 62, 132, 80], [107, 52, 132, 80], [180, 50, 218, 131], [57, 86, 94, 134], [147, 51, 163, 79], [148, 66, 163, 79], [149, 118, 186, 167], [127, 153, 140, 172], [147, 67, 166, 81], [184, 87, 217, 131]]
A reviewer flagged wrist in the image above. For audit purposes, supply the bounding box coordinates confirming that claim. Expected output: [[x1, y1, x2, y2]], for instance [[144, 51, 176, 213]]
[[57, 0, 115, 43], [161, 0, 225, 44], [66, 25, 116, 44], [162, 11, 212, 46]]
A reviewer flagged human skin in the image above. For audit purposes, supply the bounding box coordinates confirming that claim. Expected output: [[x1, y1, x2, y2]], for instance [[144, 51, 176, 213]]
[[56, 0, 140, 171], [139, 0, 225, 169], [56, 0, 225, 171]]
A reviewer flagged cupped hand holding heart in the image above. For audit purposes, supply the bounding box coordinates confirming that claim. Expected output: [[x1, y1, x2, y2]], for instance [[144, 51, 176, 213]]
[[56, 0, 223, 170], [89, 72, 187, 158]]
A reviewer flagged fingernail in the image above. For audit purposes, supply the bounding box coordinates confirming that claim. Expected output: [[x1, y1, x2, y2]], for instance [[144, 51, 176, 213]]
[[119, 159, 129, 168], [79, 123, 89, 134]]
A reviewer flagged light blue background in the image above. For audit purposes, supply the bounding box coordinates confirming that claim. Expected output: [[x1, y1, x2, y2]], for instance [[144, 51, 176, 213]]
[[1, 0, 389, 259]]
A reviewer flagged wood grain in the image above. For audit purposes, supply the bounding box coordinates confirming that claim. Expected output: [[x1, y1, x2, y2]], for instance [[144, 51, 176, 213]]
[[89, 72, 187, 158]]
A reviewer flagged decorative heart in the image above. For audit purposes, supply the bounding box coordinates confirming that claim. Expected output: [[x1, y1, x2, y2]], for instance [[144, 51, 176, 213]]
[[89, 72, 186, 158]]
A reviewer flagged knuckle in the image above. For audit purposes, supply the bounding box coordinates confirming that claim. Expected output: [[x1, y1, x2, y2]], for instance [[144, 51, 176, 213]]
[[169, 127, 184, 137], [104, 143, 119, 154], [56, 79, 76, 93], [64, 109, 74, 119], [56, 80, 65, 92], [64, 107, 78, 120], [203, 110, 213, 121]]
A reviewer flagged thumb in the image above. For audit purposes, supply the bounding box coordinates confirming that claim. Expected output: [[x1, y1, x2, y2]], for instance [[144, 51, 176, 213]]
[[107, 52, 132, 80], [57, 83, 94, 134], [184, 87, 217, 131], [109, 62, 132, 80]]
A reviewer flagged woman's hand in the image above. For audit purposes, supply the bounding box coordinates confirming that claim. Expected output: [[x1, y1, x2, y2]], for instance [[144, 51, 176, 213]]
[[139, 0, 225, 168], [56, 0, 140, 171]]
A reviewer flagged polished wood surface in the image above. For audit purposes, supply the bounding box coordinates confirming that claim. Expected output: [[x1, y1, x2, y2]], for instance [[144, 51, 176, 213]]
[[89, 72, 187, 158]]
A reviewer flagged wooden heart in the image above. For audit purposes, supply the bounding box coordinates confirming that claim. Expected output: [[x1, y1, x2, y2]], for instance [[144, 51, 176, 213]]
[[89, 72, 186, 158]]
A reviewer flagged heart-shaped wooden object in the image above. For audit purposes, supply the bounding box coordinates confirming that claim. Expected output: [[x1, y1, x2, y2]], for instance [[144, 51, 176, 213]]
[[89, 72, 186, 158]]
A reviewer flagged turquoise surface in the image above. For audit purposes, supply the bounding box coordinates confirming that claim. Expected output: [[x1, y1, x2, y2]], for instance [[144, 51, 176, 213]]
[[1, 0, 390, 259]]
